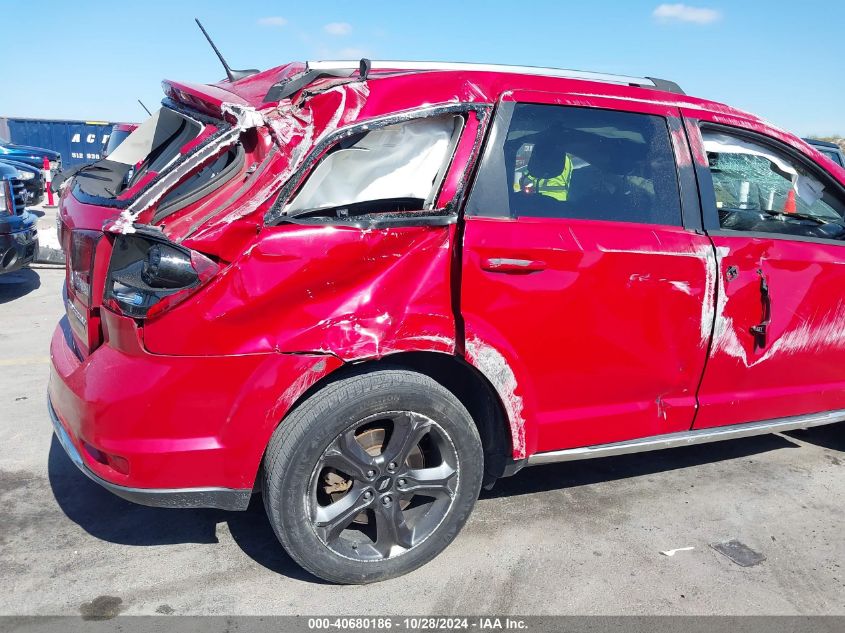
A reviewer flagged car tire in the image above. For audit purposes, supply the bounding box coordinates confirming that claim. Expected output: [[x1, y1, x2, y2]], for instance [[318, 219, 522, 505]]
[[262, 367, 484, 584]]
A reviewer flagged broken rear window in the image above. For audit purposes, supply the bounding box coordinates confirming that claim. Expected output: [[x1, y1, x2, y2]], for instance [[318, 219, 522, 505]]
[[73, 108, 203, 200], [283, 115, 464, 219]]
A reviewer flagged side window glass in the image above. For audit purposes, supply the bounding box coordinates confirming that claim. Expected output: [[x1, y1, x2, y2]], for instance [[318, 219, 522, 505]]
[[468, 103, 682, 226], [703, 130, 845, 240], [284, 115, 464, 218]]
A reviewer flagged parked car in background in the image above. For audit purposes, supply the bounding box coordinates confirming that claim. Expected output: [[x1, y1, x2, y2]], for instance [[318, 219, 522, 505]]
[[49, 59, 845, 584], [102, 123, 138, 158], [0, 137, 61, 174], [804, 138, 845, 168], [0, 161, 38, 274], [0, 158, 44, 207]]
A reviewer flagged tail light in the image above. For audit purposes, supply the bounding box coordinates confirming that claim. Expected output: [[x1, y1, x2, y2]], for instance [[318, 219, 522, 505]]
[[69, 230, 101, 307], [104, 232, 219, 319], [63, 229, 104, 354]]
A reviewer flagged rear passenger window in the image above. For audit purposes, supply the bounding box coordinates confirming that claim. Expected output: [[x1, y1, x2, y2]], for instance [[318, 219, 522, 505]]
[[284, 115, 464, 219], [467, 104, 682, 226], [703, 130, 845, 241]]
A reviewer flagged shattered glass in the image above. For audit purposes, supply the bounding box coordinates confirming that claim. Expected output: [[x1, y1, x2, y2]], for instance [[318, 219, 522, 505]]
[[703, 131, 845, 236]]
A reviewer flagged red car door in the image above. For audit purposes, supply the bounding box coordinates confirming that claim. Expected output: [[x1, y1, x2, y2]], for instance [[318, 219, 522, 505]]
[[683, 112, 845, 428], [460, 91, 715, 458]]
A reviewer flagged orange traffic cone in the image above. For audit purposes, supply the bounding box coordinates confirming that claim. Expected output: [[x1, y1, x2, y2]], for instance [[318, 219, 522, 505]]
[[784, 189, 796, 214]]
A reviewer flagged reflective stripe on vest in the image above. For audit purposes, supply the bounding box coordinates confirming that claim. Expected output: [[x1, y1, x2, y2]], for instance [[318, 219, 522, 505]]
[[524, 155, 574, 201]]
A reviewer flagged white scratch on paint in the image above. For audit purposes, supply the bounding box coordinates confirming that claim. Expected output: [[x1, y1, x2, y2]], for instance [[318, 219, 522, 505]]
[[596, 242, 717, 346], [699, 245, 725, 343], [465, 337, 526, 458], [669, 280, 693, 295], [712, 294, 845, 368]]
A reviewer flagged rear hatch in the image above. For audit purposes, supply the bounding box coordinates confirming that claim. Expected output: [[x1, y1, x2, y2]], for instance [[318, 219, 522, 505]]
[[58, 68, 375, 359], [58, 81, 278, 358]]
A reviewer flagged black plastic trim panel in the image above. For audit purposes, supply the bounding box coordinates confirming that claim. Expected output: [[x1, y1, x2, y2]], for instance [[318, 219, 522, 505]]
[[153, 144, 247, 222], [668, 117, 703, 232], [289, 211, 457, 230]]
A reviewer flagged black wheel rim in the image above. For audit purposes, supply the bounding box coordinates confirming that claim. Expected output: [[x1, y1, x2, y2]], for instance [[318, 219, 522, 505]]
[[307, 411, 459, 561]]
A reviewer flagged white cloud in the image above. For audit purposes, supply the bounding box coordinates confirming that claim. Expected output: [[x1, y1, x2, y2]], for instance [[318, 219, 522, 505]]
[[257, 16, 287, 27], [324, 22, 352, 36], [653, 4, 721, 25]]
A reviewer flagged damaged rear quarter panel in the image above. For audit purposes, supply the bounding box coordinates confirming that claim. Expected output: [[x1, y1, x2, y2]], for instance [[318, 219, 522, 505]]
[[142, 223, 457, 359], [464, 335, 529, 459]]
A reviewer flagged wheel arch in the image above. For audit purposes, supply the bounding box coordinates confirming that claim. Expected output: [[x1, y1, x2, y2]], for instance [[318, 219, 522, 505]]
[[266, 351, 515, 488]]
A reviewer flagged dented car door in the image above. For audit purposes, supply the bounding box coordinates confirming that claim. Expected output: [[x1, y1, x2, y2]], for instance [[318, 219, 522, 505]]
[[460, 92, 715, 457], [685, 113, 845, 428]]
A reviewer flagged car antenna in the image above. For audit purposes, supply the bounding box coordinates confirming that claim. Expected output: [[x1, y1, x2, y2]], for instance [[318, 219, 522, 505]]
[[194, 18, 259, 82], [137, 100, 152, 116]]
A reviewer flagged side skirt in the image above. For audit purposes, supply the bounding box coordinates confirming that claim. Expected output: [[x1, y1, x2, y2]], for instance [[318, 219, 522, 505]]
[[526, 409, 845, 466]]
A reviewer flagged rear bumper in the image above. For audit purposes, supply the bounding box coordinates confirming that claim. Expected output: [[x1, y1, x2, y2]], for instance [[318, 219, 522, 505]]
[[49, 397, 251, 510], [48, 310, 341, 507]]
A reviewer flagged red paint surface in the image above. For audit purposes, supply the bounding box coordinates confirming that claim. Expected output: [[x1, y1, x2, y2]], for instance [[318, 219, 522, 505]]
[[695, 235, 845, 427], [461, 217, 713, 456], [143, 223, 458, 359], [682, 107, 845, 428], [49, 309, 340, 489], [50, 64, 845, 493]]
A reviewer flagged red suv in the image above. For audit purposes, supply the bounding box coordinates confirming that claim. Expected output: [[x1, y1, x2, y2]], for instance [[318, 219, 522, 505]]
[[49, 60, 845, 584]]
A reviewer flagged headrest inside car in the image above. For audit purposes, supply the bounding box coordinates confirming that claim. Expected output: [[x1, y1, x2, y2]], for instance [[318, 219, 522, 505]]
[[527, 137, 568, 180]]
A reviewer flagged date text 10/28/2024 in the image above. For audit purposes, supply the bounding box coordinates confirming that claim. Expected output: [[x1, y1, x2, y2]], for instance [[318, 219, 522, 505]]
[[307, 618, 529, 631]]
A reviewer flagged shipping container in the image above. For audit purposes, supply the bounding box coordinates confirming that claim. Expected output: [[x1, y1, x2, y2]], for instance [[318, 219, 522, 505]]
[[1, 118, 119, 167]]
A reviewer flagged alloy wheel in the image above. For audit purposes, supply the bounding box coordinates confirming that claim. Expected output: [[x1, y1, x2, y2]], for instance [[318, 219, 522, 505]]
[[307, 411, 459, 561]]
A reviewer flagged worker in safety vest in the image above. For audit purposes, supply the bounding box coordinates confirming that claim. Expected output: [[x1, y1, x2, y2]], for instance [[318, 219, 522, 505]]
[[517, 154, 574, 201]]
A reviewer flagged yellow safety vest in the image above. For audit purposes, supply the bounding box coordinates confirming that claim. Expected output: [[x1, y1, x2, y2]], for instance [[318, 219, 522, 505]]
[[520, 155, 574, 201]]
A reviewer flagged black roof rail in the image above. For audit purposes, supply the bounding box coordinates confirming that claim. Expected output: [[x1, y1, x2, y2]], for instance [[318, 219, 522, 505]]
[[645, 77, 686, 95]]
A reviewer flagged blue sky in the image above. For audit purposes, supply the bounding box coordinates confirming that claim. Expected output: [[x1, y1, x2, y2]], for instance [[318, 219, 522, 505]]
[[3, 1, 842, 136]]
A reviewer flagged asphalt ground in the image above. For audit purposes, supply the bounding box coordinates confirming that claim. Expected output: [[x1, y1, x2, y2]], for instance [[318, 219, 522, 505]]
[[0, 267, 843, 616]]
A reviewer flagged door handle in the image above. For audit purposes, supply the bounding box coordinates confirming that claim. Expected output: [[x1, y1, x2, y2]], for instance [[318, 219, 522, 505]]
[[750, 268, 771, 350], [480, 257, 547, 273]]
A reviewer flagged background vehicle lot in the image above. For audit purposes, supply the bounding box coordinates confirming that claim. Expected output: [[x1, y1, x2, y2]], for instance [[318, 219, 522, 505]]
[[1, 268, 843, 615]]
